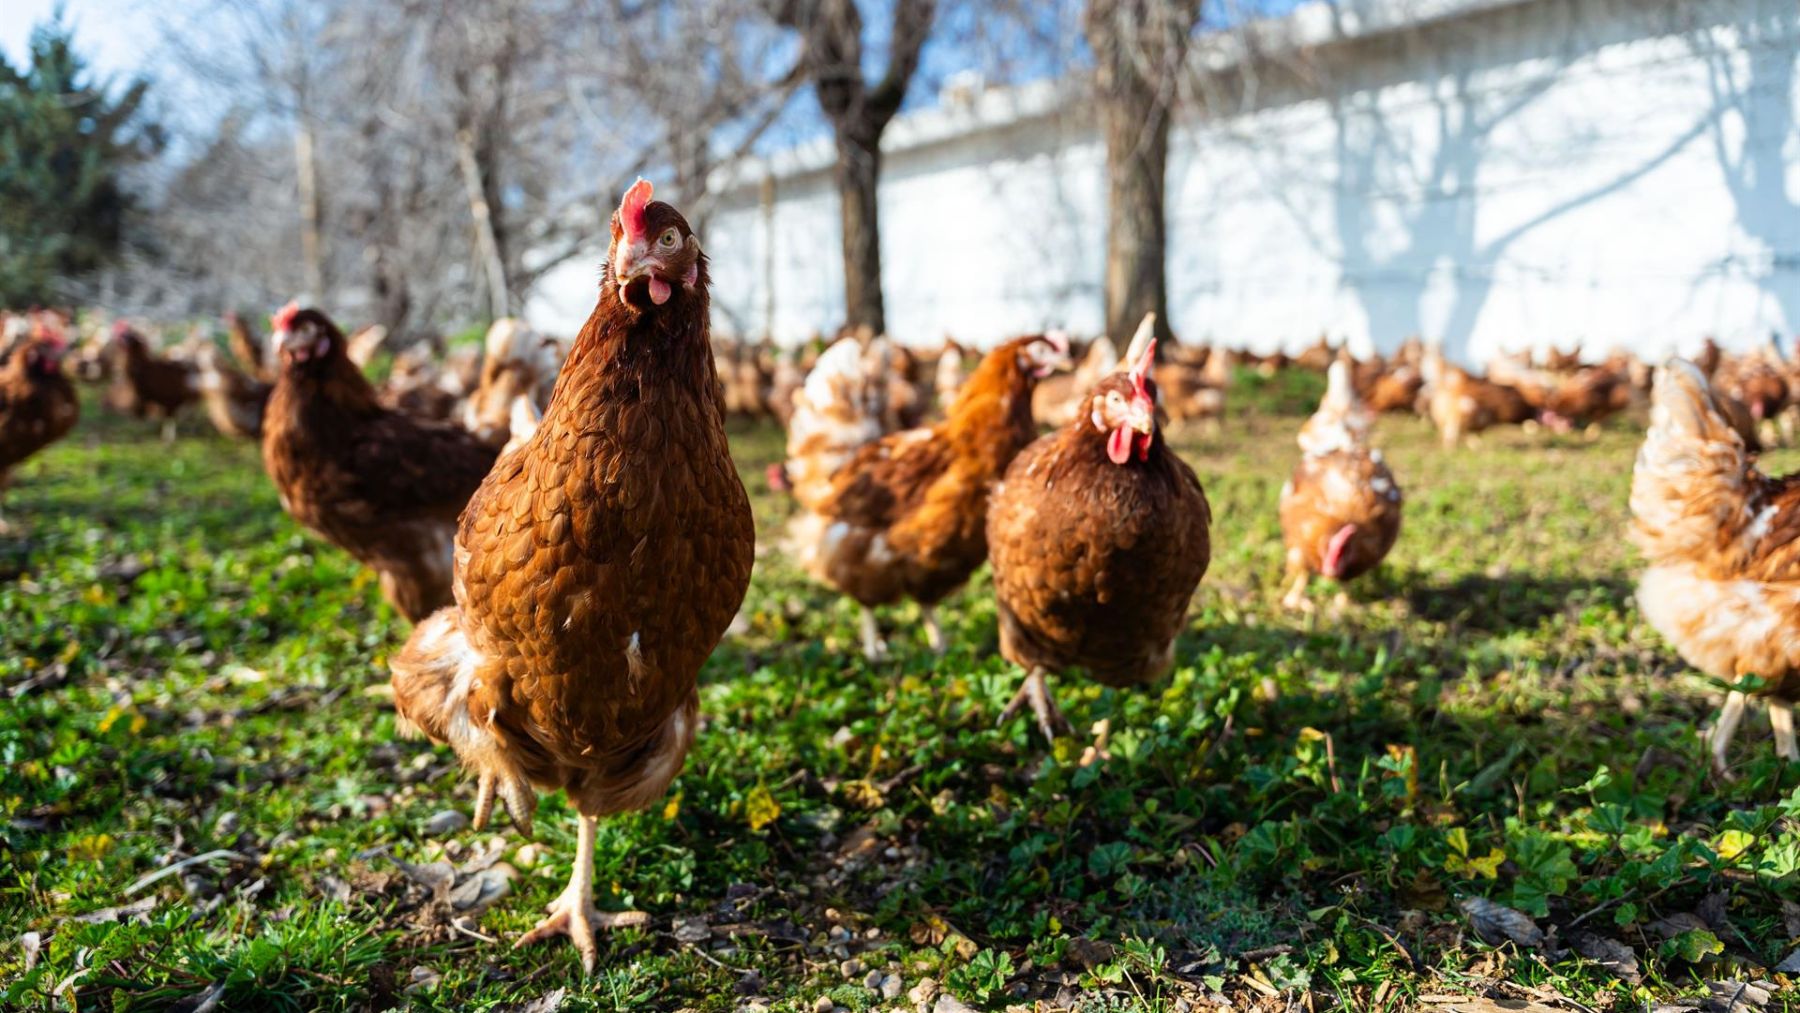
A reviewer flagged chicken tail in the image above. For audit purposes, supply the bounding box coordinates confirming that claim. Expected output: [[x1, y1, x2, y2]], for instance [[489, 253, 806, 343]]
[[390, 608, 539, 838], [1631, 359, 1761, 569]]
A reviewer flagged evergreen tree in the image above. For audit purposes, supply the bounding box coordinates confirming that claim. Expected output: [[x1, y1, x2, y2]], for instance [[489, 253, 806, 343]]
[[0, 8, 160, 306]]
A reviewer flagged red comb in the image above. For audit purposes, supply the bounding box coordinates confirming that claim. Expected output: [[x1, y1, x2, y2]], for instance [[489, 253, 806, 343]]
[[271, 300, 300, 332], [1130, 338, 1157, 399], [111, 319, 130, 338], [619, 178, 653, 242]]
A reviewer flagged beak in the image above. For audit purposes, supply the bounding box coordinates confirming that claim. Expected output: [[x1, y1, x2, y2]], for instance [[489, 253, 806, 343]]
[[613, 239, 652, 286], [1129, 399, 1156, 435]]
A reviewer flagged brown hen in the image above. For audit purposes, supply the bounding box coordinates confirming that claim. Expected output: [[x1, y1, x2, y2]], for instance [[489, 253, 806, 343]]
[[0, 331, 79, 533], [1279, 361, 1402, 610], [262, 303, 498, 622], [389, 180, 754, 972], [987, 335, 1211, 741]]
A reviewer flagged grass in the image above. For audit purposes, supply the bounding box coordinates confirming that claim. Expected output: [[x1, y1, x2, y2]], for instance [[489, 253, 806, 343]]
[[2, 387, 1799, 1012]]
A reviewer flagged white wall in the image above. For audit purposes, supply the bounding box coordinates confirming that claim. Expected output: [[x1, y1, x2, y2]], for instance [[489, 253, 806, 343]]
[[528, 0, 1800, 365]]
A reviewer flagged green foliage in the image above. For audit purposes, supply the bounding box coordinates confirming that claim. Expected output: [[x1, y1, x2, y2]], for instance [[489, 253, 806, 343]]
[[0, 7, 160, 306], [1, 404, 1797, 1010]]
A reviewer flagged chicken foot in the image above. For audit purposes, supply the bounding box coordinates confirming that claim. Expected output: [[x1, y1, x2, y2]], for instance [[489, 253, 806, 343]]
[[998, 667, 1071, 742], [1279, 570, 1313, 613], [516, 814, 648, 974], [1711, 690, 1749, 776]]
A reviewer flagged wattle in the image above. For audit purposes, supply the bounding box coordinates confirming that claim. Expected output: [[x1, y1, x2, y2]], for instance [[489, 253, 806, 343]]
[[1107, 426, 1132, 465]]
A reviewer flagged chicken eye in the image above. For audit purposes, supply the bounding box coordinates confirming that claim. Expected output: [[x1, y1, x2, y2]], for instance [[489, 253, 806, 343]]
[[658, 228, 679, 249]]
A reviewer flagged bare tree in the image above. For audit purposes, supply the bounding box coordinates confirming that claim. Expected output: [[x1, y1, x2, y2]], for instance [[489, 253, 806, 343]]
[[1086, 0, 1201, 343], [767, 0, 937, 335]]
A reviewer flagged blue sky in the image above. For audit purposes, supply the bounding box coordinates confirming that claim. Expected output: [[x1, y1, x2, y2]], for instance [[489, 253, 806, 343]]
[[0, 0, 160, 74]]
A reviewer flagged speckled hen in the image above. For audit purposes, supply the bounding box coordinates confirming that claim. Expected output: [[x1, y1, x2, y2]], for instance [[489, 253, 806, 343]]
[[1632, 359, 1800, 773]]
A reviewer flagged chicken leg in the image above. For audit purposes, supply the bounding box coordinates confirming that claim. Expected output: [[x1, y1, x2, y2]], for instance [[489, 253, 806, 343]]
[[859, 607, 889, 662], [998, 667, 1071, 742], [1711, 690, 1749, 776], [1771, 699, 1797, 763], [1279, 569, 1313, 613], [516, 814, 648, 974], [921, 606, 946, 655]]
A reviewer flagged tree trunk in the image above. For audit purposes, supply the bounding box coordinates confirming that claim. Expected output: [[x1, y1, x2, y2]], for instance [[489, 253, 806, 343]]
[[1087, 0, 1200, 345], [834, 129, 885, 335], [1099, 87, 1171, 343], [294, 120, 325, 301], [457, 127, 511, 321]]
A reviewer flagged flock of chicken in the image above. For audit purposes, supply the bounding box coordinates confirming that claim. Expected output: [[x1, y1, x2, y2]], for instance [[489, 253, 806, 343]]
[[2, 179, 1799, 972]]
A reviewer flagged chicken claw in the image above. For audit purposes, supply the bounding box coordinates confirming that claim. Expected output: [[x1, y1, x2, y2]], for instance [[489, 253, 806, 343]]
[[516, 814, 648, 975], [998, 667, 1071, 742], [471, 769, 537, 839]]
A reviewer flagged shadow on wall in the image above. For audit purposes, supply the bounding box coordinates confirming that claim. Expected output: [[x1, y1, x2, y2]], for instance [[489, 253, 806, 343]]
[[1321, 0, 1767, 364], [1696, 5, 1800, 340]]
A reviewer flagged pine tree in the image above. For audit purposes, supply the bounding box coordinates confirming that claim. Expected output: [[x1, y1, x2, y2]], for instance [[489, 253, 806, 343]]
[[0, 8, 160, 307]]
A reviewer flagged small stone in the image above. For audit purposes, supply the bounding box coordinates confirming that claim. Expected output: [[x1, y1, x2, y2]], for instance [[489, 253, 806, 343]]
[[908, 977, 940, 1008], [932, 995, 976, 1013], [672, 917, 711, 944], [864, 969, 883, 990], [181, 873, 217, 899], [733, 971, 764, 995], [840, 957, 866, 978], [423, 810, 468, 836], [738, 1004, 769, 1013], [213, 811, 240, 837], [812, 997, 835, 1013], [828, 925, 852, 943], [880, 975, 904, 1001], [513, 843, 541, 868]]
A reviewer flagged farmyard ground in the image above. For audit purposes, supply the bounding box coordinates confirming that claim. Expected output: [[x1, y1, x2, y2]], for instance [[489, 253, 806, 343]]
[[3, 378, 1799, 1012]]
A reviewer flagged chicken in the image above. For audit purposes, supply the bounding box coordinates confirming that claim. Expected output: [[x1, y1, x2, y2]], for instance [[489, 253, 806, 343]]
[[790, 332, 1068, 659], [346, 324, 390, 370], [389, 179, 754, 972], [884, 344, 929, 433], [103, 322, 197, 438], [986, 332, 1211, 741], [780, 335, 894, 512], [1293, 335, 1337, 372], [223, 311, 273, 383], [766, 347, 806, 429], [0, 330, 79, 534], [382, 342, 471, 423], [1536, 364, 1633, 431], [1631, 359, 1800, 772], [1278, 360, 1402, 610], [194, 344, 272, 440], [1033, 334, 1117, 428], [461, 319, 566, 447], [1422, 346, 1535, 447], [1358, 355, 1425, 415], [262, 302, 499, 622], [933, 338, 967, 406], [1140, 317, 1226, 427]]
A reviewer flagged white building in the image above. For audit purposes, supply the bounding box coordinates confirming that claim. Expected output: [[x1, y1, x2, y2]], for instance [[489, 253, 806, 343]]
[[527, 0, 1800, 364]]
